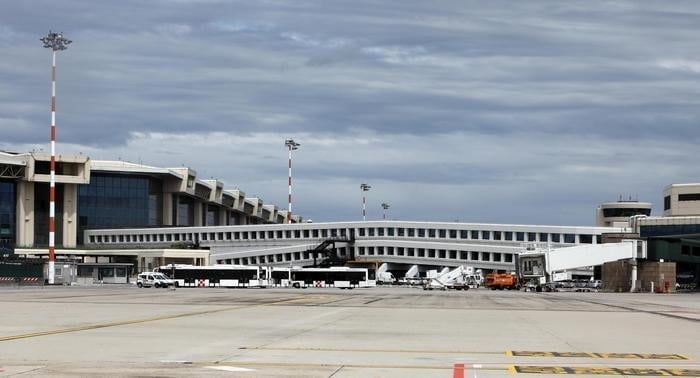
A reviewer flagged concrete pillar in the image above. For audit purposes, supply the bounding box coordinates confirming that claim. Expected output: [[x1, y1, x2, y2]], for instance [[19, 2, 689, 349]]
[[194, 201, 203, 226], [15, 181, 34, 248], [630, 259, 638, 292], [163, 192, 173, 226], [62, 183, 78, 248], [218, 208, 226, 226]]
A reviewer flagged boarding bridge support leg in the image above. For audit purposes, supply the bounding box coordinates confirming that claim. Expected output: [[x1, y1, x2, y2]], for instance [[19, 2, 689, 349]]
[[630, 260, 638, 293]]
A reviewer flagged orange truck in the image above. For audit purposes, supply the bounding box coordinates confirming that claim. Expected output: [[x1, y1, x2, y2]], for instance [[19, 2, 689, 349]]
[[484, 273, 520, 290]]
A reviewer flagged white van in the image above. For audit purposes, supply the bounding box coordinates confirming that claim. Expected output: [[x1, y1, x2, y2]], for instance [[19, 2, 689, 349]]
[[137, 272, 175, 288]]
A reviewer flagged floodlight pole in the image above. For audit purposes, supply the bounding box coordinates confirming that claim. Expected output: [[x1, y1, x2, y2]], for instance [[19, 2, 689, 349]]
[[41, 31, 71, 285], [285, 139, 300, 223], [381, 203, 390, 220], [360, 183, 371, 221]]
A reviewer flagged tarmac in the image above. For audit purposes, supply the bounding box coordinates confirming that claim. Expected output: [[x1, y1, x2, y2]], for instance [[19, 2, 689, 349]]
[[0, 285, 698, 377]]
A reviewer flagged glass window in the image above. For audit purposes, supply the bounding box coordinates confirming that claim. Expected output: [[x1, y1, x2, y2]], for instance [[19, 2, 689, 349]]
[[460, 230, 468, 239], [539, 233, 548, 242], [551, 233, 561, 243], [0, 181, 16, 249], [407, 228, 415, 237], [564, 234, 576, 243], [482, 231, 490, 240], [516, 232, 524, 241], [471, 230, 479, 239], [679, 193, 700, 201], [428, 229, 436, 238], [493, 231, 502, 240], [505, 231, 513, 241], [418, 229, 425, 237], [579, 234, 593, 244], [438, 229, 446, 238]]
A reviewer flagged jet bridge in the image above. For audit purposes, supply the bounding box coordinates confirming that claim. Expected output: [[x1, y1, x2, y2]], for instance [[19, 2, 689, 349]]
[[518, 240, 646, 288]]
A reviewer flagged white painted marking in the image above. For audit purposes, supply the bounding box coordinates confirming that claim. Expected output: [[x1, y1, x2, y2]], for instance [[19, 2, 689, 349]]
[[206, 366, 256, 372], [473, 364, 482, 368]]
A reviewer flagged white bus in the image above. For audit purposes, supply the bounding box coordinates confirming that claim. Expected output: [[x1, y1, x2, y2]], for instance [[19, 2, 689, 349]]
[[265, 266, 374, 289], [155, 264, 266, 288]]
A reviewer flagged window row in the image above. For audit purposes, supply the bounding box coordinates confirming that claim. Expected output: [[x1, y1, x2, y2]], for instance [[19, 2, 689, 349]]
[[88, 227, 601, 245], [356, 246, 514, 263], [89, 232, 197, 244], [217, 247, 351, 265]]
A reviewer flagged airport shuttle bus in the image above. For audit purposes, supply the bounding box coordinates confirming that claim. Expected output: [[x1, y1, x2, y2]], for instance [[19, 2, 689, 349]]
[[155, 264, 266, 288], [282, 267, 374, 289]]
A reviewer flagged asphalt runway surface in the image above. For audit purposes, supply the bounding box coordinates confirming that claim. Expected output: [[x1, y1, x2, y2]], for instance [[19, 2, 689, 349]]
[[0, 285, 698, 377]]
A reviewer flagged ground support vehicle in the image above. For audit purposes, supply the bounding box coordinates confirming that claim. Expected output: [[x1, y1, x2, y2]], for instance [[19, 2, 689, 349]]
[[484, 272, 520, 290], [423, 265, 476, 291], [156, 265, 264, 288], [286, 267, 373, 289], [136, 272, 175, 288]]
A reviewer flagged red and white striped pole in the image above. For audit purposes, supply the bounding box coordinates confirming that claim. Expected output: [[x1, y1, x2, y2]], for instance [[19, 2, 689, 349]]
[[48, 49, 57, 284], [288, 146, 292, 222], [363, 196, 366, 221], [41, 31, 71, 285], [360, 183, 370, 221], [284, 139, 300, 223]]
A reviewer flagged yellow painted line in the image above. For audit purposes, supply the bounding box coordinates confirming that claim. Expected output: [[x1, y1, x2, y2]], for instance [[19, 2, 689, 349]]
[[511, 365, 700, 376], [206, 361, 508, 371], [0, 296, 309, 342], [240, 346, 504, 355], [510, 351, 690, 360]]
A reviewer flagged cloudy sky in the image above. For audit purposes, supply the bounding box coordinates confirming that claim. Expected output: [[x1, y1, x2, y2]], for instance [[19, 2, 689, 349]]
[[1, 1, 699, 225]]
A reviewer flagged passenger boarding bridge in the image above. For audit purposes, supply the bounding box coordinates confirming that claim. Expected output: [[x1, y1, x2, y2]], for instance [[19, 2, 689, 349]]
[[83, 221, 626, 273]]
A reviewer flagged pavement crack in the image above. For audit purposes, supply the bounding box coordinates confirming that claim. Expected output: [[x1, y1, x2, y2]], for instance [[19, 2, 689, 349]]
[[328, 365, 344, 377]]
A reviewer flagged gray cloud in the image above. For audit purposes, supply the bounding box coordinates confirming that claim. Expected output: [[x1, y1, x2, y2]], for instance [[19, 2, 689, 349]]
[[1, 1, 699, 225]]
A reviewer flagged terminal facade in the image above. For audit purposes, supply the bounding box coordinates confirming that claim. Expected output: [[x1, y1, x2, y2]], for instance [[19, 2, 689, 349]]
[[1, 150, 699, 285], [0, 151, 300, 272]]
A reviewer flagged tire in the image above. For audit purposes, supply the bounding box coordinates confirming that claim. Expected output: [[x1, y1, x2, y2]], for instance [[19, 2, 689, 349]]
[[174, 282, 179, 287], [137, 282, 143, 288], [154, 283, 160, 288], [292, 282, 301, 289]]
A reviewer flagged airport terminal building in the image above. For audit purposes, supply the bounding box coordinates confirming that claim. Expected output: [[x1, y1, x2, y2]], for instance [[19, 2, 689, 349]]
[[1, 150, 699, 285], [0, 151, 299, 273]]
